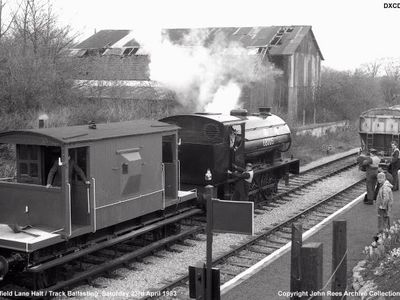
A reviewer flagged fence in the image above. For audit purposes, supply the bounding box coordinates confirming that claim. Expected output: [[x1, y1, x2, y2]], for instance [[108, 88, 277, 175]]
[[290, 220, 347, 300]]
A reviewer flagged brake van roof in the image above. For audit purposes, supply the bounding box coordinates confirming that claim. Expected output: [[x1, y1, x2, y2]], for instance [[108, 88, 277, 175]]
[[0, 120, 179, 146]]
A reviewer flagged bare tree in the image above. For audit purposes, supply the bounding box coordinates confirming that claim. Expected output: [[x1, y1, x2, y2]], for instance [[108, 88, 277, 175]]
[[0, 0, 20, 40], [360, 60, 382, 78], [383, 58, 400, 80], [12, 0, 75, 57], [379, 58, 400, 104], [0, 0, 79, 116]]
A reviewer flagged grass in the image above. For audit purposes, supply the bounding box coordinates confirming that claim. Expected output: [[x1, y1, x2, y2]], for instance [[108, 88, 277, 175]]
[[287, 125, 360, 165]]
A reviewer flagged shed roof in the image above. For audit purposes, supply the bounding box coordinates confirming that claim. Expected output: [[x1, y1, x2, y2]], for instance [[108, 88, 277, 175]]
[[72, 26, 323, 59], [75, 30, 131, 49], [165, 26, 323, 59], [0, 120, 179, 145]]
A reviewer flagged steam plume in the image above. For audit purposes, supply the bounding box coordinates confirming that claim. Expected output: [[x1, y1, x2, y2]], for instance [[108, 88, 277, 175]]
[[134, 28, 276, 113]]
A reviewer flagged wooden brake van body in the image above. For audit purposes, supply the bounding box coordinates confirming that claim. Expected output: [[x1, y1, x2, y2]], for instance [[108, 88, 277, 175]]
[[0, 120, 196, 253]]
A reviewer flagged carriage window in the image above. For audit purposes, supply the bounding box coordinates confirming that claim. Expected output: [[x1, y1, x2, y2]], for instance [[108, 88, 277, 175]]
[[20, 163, 28, 175], [30, 163, 38, 177], [17, 144, 41, 184]]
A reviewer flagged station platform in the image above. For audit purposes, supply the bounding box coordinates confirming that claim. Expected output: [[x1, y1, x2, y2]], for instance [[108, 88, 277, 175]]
[[300, 147, 359, 173], [221, 189, 400, 300]]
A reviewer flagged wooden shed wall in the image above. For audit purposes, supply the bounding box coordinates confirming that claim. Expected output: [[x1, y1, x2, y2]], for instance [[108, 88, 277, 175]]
[[288, 31, 321, 124], [242, 31, 321, 123]]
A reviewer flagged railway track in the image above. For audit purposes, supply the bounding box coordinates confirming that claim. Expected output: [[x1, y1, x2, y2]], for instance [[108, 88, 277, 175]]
[[150, 179, 366, 299], [249, 152, 358, 205], [272, 153, 358, 199], [0, 207, 203, 298], [0, 151, 361, 298]]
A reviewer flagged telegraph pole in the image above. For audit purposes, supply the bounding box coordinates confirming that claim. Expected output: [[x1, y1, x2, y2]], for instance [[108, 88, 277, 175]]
[[205, 169, 213, 300]]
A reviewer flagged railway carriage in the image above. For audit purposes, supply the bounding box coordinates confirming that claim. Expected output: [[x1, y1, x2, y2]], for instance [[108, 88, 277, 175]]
[[0, 120, 196, 281], [358, 106, 400, 170], [359, 105, 400, 156]]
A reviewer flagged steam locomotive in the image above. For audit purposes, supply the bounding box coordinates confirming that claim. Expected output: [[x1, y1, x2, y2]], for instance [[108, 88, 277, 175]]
[[0, 108, 298, 284], [162, 107, 299, 201]]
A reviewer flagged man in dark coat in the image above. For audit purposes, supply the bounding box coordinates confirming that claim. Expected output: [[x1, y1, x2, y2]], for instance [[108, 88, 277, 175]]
[[363, 149, 380, 204], [228, 163, 254, 201], [389, 141, 400, 191], [46, 156, 90, 188]]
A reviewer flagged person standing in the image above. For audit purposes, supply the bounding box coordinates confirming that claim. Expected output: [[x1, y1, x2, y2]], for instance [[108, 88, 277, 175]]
[[227, 163, 254, 201], [389, 141, 400, 191], [376, 172, 394, 233], [46, 156, 90, 188], [363, 149, 381, 204]]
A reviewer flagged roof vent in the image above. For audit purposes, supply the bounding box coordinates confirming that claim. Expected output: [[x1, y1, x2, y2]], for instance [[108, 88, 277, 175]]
[[230, 109, 248, 117], [259, 107, 271, 117], [88, 120, 96, 129]]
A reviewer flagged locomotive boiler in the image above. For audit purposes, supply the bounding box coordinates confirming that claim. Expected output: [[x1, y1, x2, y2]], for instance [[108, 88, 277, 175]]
[[161, 107, 299, 200]]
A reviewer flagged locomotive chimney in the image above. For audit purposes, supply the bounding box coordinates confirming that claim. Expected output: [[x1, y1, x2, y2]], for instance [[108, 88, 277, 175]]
[[259, 107, 271, 117], [38, 114, 49, 128], [230, 109, 248, 117]]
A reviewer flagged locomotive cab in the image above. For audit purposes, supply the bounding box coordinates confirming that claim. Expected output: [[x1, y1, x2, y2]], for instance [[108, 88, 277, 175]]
[[161, 113, 246, 187]]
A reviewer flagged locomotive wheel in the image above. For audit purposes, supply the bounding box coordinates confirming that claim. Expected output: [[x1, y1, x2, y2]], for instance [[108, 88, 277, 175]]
[[249, 171, 278, 202]]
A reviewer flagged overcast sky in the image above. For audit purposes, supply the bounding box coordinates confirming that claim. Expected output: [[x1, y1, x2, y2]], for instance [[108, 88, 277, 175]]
[[54, 0, 400, 71]]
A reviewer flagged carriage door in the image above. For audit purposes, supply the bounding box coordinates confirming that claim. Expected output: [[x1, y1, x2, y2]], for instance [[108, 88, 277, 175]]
[[68, 147, 90, 227], [162, 134, 178, 206]]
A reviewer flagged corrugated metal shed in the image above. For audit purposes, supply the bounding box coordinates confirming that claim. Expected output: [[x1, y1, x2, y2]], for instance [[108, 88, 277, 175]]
[[0, 120, 179, 145]]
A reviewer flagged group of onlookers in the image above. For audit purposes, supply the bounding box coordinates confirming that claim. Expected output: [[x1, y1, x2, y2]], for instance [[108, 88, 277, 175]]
[[362, 141, 400, 234]]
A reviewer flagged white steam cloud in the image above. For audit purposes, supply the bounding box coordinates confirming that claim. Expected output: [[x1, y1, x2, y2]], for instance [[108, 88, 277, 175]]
[[133, 28, 273, 113]]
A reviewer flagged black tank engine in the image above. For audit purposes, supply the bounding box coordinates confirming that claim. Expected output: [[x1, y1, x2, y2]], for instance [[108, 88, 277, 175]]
[[161, 108, 300, 201]]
